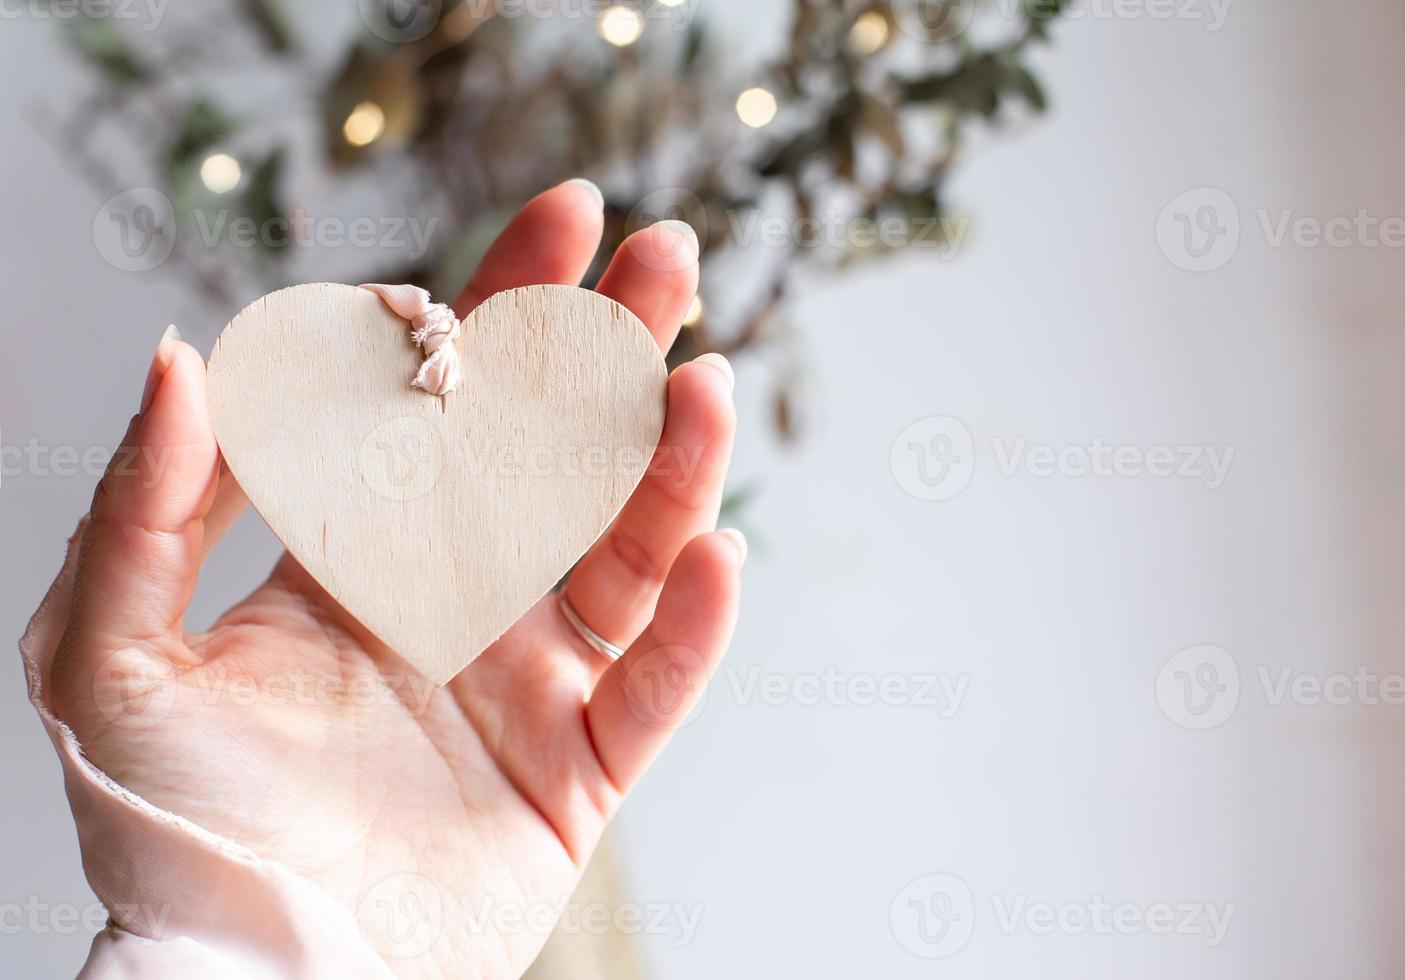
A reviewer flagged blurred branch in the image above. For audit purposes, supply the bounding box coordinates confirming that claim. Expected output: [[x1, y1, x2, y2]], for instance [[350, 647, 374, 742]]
[[46, 0, 1065, 446]]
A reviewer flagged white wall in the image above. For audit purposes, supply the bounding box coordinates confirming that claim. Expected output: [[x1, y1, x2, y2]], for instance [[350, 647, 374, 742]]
[[5, 1, 1405, 976]]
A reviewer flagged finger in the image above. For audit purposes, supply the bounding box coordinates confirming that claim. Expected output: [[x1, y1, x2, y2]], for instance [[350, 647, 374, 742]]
[[452, 179, 605, 316], [594, 219, 700, 351], [200, 461, 249, 559], [564, 354, 736, 650], [57, 328, 220, 675], [585, 531, 746, 793]]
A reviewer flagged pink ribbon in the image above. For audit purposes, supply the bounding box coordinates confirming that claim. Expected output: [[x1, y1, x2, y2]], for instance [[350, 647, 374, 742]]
[[359, 283, 463, 396]]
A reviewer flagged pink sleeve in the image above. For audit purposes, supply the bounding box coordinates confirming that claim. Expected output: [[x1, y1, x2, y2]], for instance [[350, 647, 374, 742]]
[[21, 523, 394, 980]]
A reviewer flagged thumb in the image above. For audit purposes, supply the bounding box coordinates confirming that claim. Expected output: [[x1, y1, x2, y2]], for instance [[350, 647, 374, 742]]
[[55, 327, 220, 687]]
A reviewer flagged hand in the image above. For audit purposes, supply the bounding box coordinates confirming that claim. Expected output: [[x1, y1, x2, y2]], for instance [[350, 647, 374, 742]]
[[42, 182, 742, 978]]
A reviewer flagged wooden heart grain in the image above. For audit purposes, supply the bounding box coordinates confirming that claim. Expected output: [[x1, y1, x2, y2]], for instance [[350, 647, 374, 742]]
[[207, 282, 667, 684]]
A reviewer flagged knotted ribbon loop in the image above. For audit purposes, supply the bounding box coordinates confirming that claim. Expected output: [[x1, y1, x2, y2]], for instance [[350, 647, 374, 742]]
[[359, 283, 463, 396]]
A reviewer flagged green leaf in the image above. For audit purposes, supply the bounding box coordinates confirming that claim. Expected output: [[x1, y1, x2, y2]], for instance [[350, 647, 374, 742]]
[[1005, 64, 1048, 112], [1024, 0, 1066, 19], [64, 18, 145, 86], [721, 482, 761, 518], [901, 55, 1004, 118], [236, 0, 297, 52], [240, 148, 288, 252], [682, 14, 707, 69], [165, 99, 235, 179], [757, 130, 827, 179]]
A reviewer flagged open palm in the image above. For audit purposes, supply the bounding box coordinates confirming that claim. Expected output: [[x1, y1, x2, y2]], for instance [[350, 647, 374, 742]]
[[39, 182, 741, 978]]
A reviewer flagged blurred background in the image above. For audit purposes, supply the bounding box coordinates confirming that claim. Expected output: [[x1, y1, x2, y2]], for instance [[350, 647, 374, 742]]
[[6, 0, 1405, 976]]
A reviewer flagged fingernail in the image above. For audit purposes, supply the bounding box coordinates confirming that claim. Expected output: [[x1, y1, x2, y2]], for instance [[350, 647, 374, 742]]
[[561, 177, 605, 209], [653, 219, 699, 261], [140, 325, 181, 414], [693, 352, 734, 393], [718, 527, 748, 565]]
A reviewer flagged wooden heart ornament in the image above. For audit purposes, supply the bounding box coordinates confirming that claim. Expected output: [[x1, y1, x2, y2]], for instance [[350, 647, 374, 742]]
[[207, 283, 667, 684]]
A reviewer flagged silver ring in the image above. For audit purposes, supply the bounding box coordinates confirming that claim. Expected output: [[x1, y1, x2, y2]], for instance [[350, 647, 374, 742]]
[[557, 591, 626, 662]]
